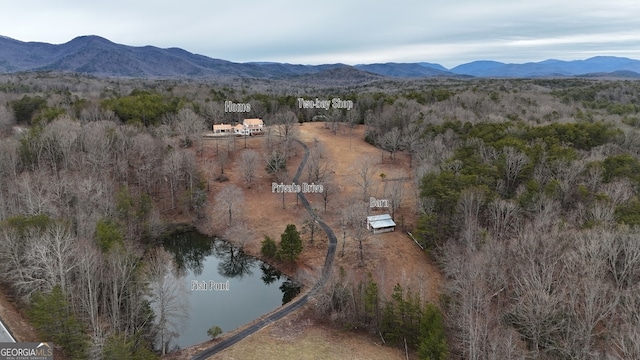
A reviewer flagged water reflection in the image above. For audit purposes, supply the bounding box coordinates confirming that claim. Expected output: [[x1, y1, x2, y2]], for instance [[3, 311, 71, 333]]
[[213, 239, 256, 278], [162, 229, 301, 305], [280, 279, 301, 304], [260, 263, 282, 285], [161, 229, 214, 276], [260, 263, 300, 305]]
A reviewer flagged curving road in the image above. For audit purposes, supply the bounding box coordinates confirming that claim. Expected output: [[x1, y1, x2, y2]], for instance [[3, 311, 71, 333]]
[[0, 317, 15, 342], [191, 139, 337, 360]]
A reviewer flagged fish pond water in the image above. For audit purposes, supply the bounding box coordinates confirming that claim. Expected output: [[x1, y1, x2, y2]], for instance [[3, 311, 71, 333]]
[[161, 229, 301, 349]]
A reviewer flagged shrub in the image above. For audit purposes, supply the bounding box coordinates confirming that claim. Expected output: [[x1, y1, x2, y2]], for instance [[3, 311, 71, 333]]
[[207, 325, 223, 340], [261, 235, 277, 259]]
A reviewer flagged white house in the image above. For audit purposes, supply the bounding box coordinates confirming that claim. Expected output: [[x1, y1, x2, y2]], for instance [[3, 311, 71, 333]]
[[233, 124, 249, 136], [366, 214, 396, 234], [240, 118, 263, 135], [212, 118, 263, 137]]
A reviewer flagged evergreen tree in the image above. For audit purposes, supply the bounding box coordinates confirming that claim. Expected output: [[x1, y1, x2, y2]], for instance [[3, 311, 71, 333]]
[[260, 235, 278, 259], [277, 224, 303, 262], [404, 288, 423, 346], [28, 285, 89, 359], [103, 332, 158, 360], [95, 218, 124, 252], [363, 273, 379, 327], [380, 301, 399, 344], [11, 95, 47, 124], [380, 283, 425, 347], [418, 303, 448, 360]]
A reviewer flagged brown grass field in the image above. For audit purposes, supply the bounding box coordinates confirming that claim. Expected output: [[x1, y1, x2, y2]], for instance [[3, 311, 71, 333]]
[[168, 122, 443, 360]]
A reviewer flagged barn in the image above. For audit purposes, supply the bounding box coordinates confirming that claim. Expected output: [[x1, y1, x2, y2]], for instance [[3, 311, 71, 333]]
[[366, 214, 396, 234]]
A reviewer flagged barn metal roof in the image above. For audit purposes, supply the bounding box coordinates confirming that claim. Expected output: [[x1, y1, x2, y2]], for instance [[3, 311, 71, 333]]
[[367, 214, 396, 228], [367, 214, 392, 222], [370, 219, 396, 228]]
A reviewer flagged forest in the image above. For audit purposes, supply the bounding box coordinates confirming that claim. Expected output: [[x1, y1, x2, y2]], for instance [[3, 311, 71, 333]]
[[1, 72, 640, 359]]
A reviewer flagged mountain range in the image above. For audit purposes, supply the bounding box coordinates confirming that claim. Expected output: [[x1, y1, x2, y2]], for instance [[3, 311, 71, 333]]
[[1, 35, 640, 79]]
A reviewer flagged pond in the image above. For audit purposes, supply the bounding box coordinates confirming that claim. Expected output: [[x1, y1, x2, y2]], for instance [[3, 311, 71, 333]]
[[161, 229, 301, 350]]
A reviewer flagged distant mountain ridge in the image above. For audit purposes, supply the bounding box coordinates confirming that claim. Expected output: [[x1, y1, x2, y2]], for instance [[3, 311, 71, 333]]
[[354, 63, 452, 77], [1, 35, 639, 79], [449, 56, 640, 77], [0, 35, 348, 78]]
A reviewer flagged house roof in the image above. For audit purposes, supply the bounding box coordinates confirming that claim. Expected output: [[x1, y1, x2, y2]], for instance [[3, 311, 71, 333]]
[[243, 118, 263, 126]]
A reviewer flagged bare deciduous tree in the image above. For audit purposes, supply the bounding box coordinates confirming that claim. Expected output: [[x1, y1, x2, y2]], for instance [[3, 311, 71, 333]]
[[274, 110, 298, 160], [239, 149, 259, 188], [352, 222, 370, 267], [74, 237, 103, 336], [602, 179, 634, 206], [224, 220, 253, 249], [0, 105, 15, 134], [488, 199, 520, 241], [603, 227, 640, 289], [42, 117, 82, 172], [265, 150, 289, 208], [104, 243, 141, 334], [146, 247, 189, 355], [402, 122, 422, 168], [345, 107, 359, 148], [81, 121, 116, 177], [16, 170, 55, 216], [456, 187, 485, 250], [0, 227, 33, 300], [215, 185, 244, 227], [163, 149, 185, 210], [174, 108, 206, 152], [613, 292, 640, 359], [321, 173, 335, 212], [501, 146, 528, 196], [387, 178, 405, 220], [302, 211, 321, 245], [441, 247, 493, 360], [130, 133, 162, 195], [507, 229, 568, 357], [380, 127, 402, 161], [215, 148, 229, 177], [28, 223, 77, 294], [352, 155, 377, 202], [306, 141, 329, 183]]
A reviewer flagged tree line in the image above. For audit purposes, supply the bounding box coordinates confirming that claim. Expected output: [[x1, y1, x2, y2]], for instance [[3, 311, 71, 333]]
[[0, 90, 209, 357], [3, 72, 640, 358]]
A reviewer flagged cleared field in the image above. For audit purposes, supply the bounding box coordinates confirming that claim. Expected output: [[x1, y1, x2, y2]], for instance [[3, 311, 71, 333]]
[[171, 122, 441, 360]]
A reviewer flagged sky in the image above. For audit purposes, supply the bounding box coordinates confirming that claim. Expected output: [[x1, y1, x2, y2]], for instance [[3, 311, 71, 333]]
[[2, 0, 639, 69]]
